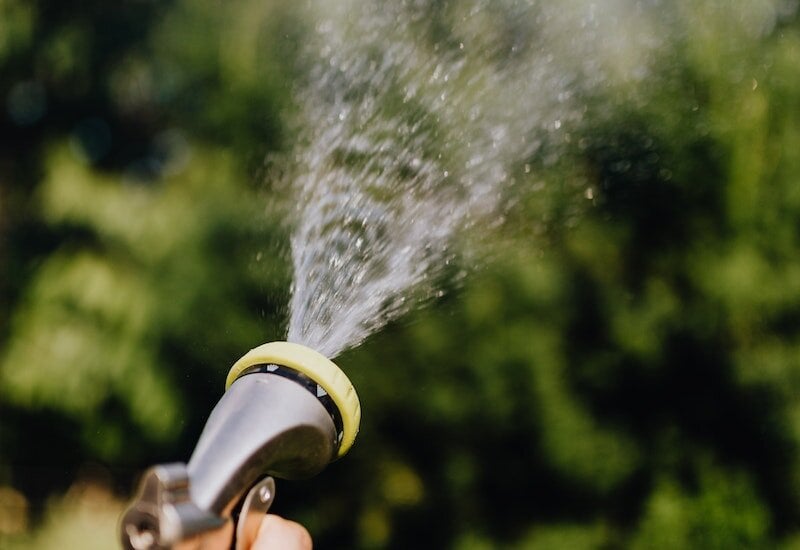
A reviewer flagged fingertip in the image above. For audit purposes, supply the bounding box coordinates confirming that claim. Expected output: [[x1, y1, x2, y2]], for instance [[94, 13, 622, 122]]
[[253, 514, 313, 550]]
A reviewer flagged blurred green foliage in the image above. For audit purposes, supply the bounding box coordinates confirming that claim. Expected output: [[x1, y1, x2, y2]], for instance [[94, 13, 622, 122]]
[[2, 0, 800, 549]]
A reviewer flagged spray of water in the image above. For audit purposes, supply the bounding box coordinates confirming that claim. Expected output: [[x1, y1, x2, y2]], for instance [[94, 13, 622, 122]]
[[283, 0, 790, 358]]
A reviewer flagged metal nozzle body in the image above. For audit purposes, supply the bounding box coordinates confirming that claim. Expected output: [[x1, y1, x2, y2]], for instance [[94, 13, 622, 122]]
[[121, 372, 337, 549], [188, 373, 338, 512]]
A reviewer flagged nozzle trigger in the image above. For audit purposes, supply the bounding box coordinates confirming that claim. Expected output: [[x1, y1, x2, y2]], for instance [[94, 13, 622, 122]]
[[234, 477, 276, 550]]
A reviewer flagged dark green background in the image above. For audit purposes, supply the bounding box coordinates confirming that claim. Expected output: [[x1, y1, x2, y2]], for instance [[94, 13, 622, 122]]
[[2, 1, 800, 548]]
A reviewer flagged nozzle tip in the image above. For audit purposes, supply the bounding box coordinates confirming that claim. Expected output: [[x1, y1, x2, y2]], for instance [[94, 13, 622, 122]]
[[227, 341, 361, 458]]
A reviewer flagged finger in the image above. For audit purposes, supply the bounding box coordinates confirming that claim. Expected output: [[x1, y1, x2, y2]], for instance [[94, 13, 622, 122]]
[[251, 514, 313, 550]]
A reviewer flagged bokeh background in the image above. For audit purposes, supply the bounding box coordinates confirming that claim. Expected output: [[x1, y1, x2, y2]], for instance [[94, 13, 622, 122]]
[[3, 0, 800, 548]]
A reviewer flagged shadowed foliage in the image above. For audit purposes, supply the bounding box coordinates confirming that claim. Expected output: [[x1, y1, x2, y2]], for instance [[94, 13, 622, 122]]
[[2, 1, 800, 549]]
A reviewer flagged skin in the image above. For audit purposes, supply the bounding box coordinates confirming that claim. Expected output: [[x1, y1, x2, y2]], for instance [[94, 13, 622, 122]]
[[175, 514, 312, 550], [250, 515, 313, 550]]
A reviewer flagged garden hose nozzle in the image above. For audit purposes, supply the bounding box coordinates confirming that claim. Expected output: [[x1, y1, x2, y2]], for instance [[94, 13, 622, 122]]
[[120, 342, 361, 550]]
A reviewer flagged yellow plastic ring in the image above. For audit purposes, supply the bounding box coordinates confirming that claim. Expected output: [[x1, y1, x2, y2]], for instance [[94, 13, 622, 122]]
[[226, 341, 361, 458]]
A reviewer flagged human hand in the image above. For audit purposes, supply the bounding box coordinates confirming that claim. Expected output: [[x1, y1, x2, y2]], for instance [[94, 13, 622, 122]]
[[178, 514, 312, 550], [240, 514, 312, 550]]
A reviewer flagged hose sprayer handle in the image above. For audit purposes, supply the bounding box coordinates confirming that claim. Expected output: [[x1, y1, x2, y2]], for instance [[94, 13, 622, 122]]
[[120, 464, 276, 550]]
